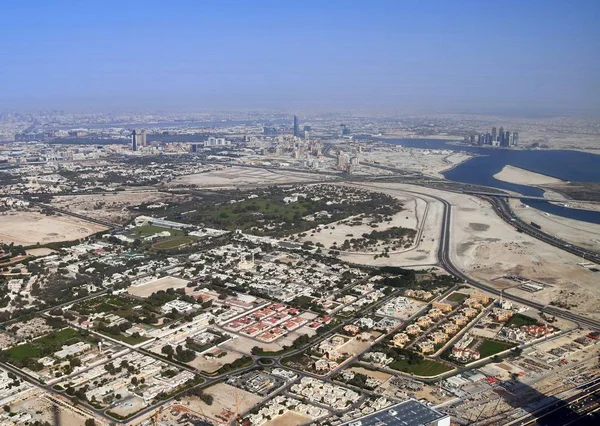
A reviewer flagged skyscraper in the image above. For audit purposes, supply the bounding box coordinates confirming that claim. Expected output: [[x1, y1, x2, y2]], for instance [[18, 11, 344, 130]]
[[138, 129, 147, 147], [131, 130, 137, 151], [491, 127, 497, 142], [293, 115, 299, 137], [512, 132, 519, 146], [503, 131, 511, 147], [498, 127, 504, 145]]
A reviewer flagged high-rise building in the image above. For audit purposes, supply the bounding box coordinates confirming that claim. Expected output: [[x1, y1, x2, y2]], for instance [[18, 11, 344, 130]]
[[491, 127, 497, 142], [485, 133, 492, 145], [337, 151, 346, 169], [512, 132, 519, 146], [498, 127, 504, 144], [293, 115, 299, 137], [503, 131, 511, 147], [131, 130, 137, 151], [138, 129, 147, 147]]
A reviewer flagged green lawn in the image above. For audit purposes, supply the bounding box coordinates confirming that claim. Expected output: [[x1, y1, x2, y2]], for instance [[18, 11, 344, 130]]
[[152, 236, 196, 250], [505, 313, 540, 327], [478, 339, 516, 358], [446, 292, 469, 302], [389, 358, 453, 377], [131, 225, 184, 238], [6, 328, 82, 362]]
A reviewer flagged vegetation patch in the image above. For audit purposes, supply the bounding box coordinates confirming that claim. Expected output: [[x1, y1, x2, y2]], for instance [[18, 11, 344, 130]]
[[505, 313, 540, 328], [478, 339, 516, 358]]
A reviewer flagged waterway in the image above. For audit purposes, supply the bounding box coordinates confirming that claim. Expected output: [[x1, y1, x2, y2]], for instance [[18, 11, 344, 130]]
[[372, 138, 600, 224]]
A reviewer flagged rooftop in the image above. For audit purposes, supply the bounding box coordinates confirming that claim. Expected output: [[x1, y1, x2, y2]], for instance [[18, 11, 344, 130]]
[[341, 399, 449, 426]]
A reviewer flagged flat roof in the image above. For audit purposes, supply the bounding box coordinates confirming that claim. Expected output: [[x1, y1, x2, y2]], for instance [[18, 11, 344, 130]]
[[341, 399, 448, 426]]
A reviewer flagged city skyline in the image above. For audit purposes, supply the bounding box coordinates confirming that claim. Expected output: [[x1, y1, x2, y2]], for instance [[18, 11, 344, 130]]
[[0, 0, 599, 115]]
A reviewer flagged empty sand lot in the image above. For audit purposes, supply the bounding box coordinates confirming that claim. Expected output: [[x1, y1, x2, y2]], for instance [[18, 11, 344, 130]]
[[0, 211, 107, 245], [180, 382, 263, 423], [49, 190, 176, 224], [264, 411, 311, 426], [169, 166, 328, 188], [127, 276, 189, 297]]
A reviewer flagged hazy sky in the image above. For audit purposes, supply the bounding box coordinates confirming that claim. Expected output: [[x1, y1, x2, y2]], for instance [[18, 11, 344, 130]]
[[1, 0, 599, 114]]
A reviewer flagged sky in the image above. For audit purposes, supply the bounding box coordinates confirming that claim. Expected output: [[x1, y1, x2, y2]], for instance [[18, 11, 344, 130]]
[[0, 0, 599, 114]]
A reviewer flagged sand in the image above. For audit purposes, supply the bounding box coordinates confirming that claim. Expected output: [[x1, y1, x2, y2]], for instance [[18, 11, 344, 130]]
[[293, 195, 419, 253], [169, 166, 327, 188], [338, 183, 444, 267], [127, 276, 189, 297], [0, 211, 107, 245], [348, 366, 392, 382], [187, 350, 245, 374], [338, 182, 600, 321], [25, 247, 56, 256], [180, 382, 263, 423], [263, 411, 311, 426], [49, 190, 176, 225], [493, 165, 563, 186]]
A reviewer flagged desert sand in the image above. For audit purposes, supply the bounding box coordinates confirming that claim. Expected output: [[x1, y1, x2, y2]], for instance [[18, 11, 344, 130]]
[[49, 190, 176, 224], [293, 194, 420, 253], [180, 382, 263, 424], [337, 183, 444, 267], [0, 211, 107, 245], [169, 166, 328, 188], [127, 276, 189, 297], [493, 165, 563, 186], [341, 182, 600, 321]]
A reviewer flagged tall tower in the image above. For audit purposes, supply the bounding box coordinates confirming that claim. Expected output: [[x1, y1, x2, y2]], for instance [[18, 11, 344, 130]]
[[138, 129, 147, 147], [498, 127, 504, 145], [293, 115, 299, 137], [512, 132, 519, 146], [131, 130, 137, 151], [491, 127, 497, 142]]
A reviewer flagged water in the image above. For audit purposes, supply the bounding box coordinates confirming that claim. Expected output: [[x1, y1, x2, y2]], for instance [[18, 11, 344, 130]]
[[372, 138, 600, 224]]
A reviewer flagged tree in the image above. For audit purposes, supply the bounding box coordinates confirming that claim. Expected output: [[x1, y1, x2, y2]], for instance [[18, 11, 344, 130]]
[[161, 345, 174, 358], [85, 419, 96, 426]]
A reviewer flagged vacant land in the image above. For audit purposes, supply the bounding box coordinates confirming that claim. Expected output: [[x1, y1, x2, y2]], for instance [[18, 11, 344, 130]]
[[0, 211, 107, 245], [264, 411, 311, 426], [50, 190, 176, 224], [127, 276, 189, 297], [389, 358, 453, 377], [180, 382, 263, 424], [169, 166, 328, 188], [493, 165, 563, 186], [186, 350, 245, 374]]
